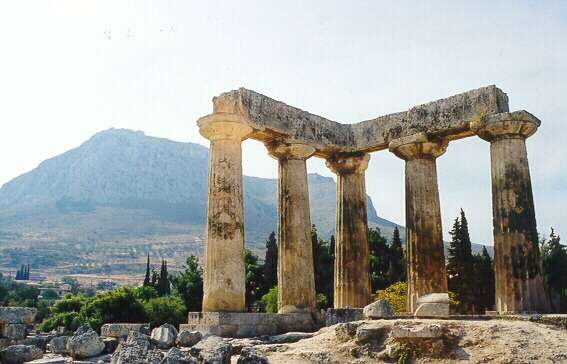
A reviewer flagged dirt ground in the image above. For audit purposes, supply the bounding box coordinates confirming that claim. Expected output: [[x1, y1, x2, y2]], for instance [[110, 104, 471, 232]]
[[247, 318, 567, 364]]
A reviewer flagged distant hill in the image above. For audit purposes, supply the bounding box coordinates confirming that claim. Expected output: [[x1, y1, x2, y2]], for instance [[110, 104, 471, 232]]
[[0, 129, 400, 246]]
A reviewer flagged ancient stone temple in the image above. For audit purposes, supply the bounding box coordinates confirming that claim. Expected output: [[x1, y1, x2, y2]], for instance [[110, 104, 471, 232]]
[[194, 85, 548, 326]]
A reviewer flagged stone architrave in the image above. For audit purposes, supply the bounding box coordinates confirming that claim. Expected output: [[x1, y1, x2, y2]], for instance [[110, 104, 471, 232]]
[[198, 114, 253, 312], [472, 111, 549, 313], [389, 133, 448, 313], [326, 153, 372, 308], [266, 142, 317, 313]]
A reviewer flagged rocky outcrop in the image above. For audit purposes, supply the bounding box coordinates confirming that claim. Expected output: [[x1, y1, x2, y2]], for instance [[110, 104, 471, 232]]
[[100, 323, 150, 338], [0, 307, 37, 324], [236, 347, 268, 364], [0, 344, 43, 364], [162, 347, 197, 364], [65, 325, 105, 359], [48, 335, 68, 354], [176, 330, 202, 347]]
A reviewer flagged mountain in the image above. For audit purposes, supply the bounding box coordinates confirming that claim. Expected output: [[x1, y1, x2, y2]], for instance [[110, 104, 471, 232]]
[[0, 129, 399, 246]]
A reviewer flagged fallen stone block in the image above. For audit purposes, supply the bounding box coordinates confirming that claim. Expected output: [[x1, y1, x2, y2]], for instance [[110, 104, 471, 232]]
[[48, 336, 69, 354], [237, 346, 268, 364], [66, 325, 105, 359], [190, 336, 232, 364], [363, 299, 394, 319], [0, 344, 43, 364], [176, 330, 202, 347], [18, 334, 53, 351], [414, 293, 450, 317], [325, 308, 363, 326], [267, 332, 314, 344], [355, 322, 390, 343], [334, 322, 360, 342], [0, 307, 37, 324], [392, 323, 444, 339], [150, 323, 178, 349], [100, 323, 150, 339], [2, 323, 27, 339], [162, 347, 198, 364]]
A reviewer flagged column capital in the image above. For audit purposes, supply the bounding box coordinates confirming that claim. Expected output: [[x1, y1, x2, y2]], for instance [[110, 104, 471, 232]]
[[389, 133, 448, 161], [198, 113, 253, 141], [470, 110, 540, 142], [326, 153, 370, 175], [265, 141, 316, 161]]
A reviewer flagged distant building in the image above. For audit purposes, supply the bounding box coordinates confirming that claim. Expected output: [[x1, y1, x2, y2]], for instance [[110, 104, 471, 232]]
[[97, 280, 118, 291]]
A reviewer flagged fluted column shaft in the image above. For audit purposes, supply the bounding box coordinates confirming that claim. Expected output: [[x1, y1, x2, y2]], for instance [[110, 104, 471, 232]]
[[267, 142, 317, 313], [390, 133, 448, 313], [327, 154, 372, 308], [474, 114, 549, 313], [198, 115, 252, 312]]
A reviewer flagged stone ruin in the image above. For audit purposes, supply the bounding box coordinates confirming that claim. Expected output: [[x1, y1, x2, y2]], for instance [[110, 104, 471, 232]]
[[190, 85, 549, 335]]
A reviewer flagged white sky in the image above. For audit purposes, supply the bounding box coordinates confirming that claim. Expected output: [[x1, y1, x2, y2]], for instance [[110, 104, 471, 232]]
[[0, 1, 566, 244]]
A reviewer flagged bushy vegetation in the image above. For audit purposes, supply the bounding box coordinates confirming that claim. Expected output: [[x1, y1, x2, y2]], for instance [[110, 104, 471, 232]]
[[376, 281, 407, 312]]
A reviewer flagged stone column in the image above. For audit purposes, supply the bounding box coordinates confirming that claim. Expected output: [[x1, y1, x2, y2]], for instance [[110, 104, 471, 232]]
[[326, 153, 372, 308], [473, 111, 549, 313], [389, 133, 448, 313], [267, 142, 317, 313], [198, 114, 252, 312]]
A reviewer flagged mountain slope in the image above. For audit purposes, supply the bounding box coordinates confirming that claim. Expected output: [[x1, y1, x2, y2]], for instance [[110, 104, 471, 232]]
[[0, 129, 400, 248]]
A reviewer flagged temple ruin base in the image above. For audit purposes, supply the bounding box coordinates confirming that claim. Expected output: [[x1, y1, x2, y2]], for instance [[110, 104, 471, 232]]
[[182, 312, 317, 338]]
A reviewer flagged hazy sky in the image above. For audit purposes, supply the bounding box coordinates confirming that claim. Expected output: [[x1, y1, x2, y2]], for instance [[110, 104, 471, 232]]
[[0, 1, 566, 244]]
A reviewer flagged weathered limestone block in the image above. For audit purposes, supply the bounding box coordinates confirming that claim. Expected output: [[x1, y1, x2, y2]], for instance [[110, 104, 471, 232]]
[[0, 307, 37, 324], [66, 325, 105, 359], [189, 336, 231, 364], [176, 330, 202, 347], [266, 141, 316, 313], [473, 111, 549, 313], [414, 293, 450, 317], [326, 153, 372, 308], [198, 114, 252, 312], [391, 323, 444, 339], [100, 323, 150, 338], [236, 347, 268, 364], [150, 323, 178, 349], [355, 322, 390, 344], [161, 347, 197, 364], [2, 323, 26, 339], [325, 308, 363, 326], [363, 299, 394, 319], [0, 344, 43, 364], [389, 133, 448, 313], [48, 336, 69, 354]]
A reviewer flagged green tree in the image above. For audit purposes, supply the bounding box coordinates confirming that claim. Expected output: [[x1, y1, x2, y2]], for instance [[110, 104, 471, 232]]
[[263, 231, 278, 295], [143, 253, 151, 287], [261, 286, 278, 313], [42, 289, 59, 300], [388, 227, 405, 283], [447, 210, 475, 313], [311, 225, 333, 308], [369, 227, 390, 291], [62, 277, 80, 295], [156, 259, 171, 296], [541, 228, 567, 312], [134, 286, 159, 302], [144, 296, 186, 328], [171, 255, 203, 312], [245, 249, 264, 309], [51, 294, 86, 314], [472, 246, 495, 313]]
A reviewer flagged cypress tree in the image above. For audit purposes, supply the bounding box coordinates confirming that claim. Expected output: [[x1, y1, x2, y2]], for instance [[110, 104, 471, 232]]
[[26, 264, 30, 280], [388, 226, 405, 283], [143, 253, 151, 287], [15, 266, 21, 280], [542, 229, 567, 312], [369, 227, 390, 291], [157, 258, 170, 296], [263, 231, 278, 294], [447, 209, 475, 313], [472, 246, 495, 313], [151, 268, 159, 287]]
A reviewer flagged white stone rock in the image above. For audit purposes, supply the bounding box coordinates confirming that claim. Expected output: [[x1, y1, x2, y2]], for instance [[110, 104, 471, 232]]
[[416, 293, 450, 305], [150, 323, 178, 349], [100, 323, 149, 338], [391, 323, 444, 339], [0, 344, 43, 364], [49, 336, 69, 354], [414, 302, 450, 317], [176, 330, 202, 347], [0, 307, 37, 324], [66, 325, 105, 359], [363, 299, 394, 319]]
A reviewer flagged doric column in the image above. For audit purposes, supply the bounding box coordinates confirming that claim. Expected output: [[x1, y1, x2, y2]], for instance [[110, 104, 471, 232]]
[[326, 153, 372, 308], [389, 133, 448, 313], [266, 142, 317, 313], [198, 114, 252, 312], [472, 111, 549, 313]]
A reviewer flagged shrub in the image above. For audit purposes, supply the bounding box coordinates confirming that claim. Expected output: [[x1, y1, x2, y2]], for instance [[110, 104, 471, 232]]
[[134, 286, 159, 302], [261, 286, 278, 313], [316, 293, 328, 311], [39, 311, 81, 333], [51, 295, 86, 314], [144, 296, 186, 328], [376, 281, 407, 313]]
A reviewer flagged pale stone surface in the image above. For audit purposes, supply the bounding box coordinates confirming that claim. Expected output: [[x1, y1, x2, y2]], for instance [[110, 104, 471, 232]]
[[100, 323, 149, 338], [474, 114, 548, 313], [236, 346, 268, 364], [390, 133, 448, 313], [417, 293, 450, 304], [0, 307, 37, 324], [267, 141, 316, 313], [326, 153, 372, 308], [0, 344, 43, 364], [189, 336, 231, 364], [414, 302, 450, 317], [355, 322, 390, 343], [363, 299, 394, 319], [2, 323, 26, 339], [198, 115, 252, 312], [150, 323, 178, 349], [66, 325, 105, 359], [391, 323, 444, 339], [267, 332, 314, 344]]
